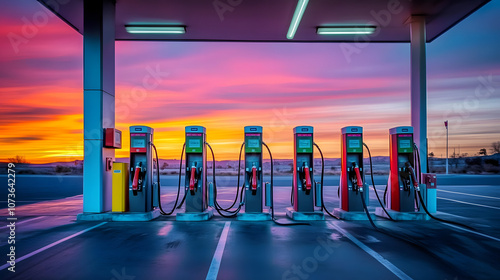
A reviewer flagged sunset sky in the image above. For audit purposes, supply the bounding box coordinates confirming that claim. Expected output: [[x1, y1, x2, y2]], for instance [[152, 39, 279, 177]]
[[1, 0, 499, 163]]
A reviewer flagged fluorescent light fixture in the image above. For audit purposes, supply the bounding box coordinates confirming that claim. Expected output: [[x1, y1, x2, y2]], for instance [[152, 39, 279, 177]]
[[287, 0, 309, 39], [125, 25, 186, 34], [317, 26, 376, 35]]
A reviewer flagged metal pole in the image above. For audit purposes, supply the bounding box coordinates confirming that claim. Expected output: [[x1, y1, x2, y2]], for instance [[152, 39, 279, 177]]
[[410, 15, 428, 173], [445, 121, 448, 174]]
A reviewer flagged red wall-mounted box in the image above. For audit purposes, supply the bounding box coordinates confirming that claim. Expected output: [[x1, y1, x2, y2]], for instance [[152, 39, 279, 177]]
[[104, 128, 122, 149]]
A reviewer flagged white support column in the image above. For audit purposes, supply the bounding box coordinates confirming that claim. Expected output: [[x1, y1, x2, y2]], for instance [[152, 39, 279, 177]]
[[83, 0, 115, 213], [410, 16, 428, 173]]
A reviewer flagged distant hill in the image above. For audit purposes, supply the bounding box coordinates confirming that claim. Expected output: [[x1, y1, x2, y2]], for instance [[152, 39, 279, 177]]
[[1, 153, 499, 175]]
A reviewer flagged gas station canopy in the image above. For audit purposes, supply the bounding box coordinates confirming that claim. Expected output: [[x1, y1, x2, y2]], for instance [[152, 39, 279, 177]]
[[34, 0, 490, 214], [38, 0, 489, 42]]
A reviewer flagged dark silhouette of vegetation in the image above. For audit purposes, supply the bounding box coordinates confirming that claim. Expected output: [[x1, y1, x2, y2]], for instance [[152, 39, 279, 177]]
[[7, 155, 30, 164], [55, 165, 72, 173], [492, 141, 500, 154]]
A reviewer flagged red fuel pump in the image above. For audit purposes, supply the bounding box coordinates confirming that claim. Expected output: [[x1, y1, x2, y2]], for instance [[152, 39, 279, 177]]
[[286, 126, 324, 221], [128, 126, 155, 213], [334, 126, 369, 220]]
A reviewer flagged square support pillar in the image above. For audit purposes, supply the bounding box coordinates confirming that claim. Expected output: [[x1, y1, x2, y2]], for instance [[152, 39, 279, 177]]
[[410, 16, 428, 173], [83, 0, 116, 213]]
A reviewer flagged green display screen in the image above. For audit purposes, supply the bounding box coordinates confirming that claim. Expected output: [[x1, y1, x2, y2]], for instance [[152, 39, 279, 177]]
[[398, 136, 413, 153], [296, 136, 313, 153], [346, 136, 362, 153], [245, 135, 262, 153], [186, 136, 203, 153]]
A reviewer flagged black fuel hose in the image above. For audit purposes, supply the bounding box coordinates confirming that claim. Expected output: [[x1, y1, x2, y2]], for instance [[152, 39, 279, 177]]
[[313, 142, 339, 220], [220, 142, 245, 211], [409, 146, 476, 231], [363, 143, 394, 221], [263, 142, 309, 226], [152, 142, 184, 215], [205, 142, 242, 218]]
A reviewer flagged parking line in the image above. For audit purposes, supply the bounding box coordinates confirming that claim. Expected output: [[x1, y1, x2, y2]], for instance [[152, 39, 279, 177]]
[[0, 222, 107, 271], [1, 216, 46, 229], [206, 221, 231, 280], [438, 197, 500, 210], [435, 211, 468, 220], [443, 223, 500, 242], [438, 189, 500, 200], [328, 222, 413, 280]]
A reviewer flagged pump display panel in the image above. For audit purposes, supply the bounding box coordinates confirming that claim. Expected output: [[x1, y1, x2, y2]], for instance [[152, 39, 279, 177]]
[[245, 133, 262, 153], [296, 134, 313, 153], [397, 134, 413, 153], [131, 138, 146, 148], [130, 133, 147, 153], [346, 133, 362, 153], [186, 133, 204, 153]]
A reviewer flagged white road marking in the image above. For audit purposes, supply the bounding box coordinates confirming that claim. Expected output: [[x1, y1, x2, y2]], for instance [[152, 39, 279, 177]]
[[206, 221, 231, 280], [438, 189, 500, 200], [438, 197, 500, 210], [1, 216, 46, 229], [443, 223, 500, 242], [328, 222, 413, 280], [0, 222, 107, 271], [435, 211, 469, 219]]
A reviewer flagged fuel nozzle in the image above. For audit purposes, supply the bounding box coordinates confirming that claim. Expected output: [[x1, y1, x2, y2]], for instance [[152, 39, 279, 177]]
[[301, 163, 312, 191], [351, 163, 364, 193], [189, 162, 199, 193], [132, 162, 144, 191], [251, 163, 257, 191], [405, 162, 420, 191]]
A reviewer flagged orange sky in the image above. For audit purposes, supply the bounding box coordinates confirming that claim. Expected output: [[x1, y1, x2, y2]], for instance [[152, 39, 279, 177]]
[[1, 1, 499, 163]]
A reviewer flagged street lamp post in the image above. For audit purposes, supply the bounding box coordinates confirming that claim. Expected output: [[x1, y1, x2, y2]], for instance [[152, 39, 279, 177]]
[[445, 120, 449, 174]]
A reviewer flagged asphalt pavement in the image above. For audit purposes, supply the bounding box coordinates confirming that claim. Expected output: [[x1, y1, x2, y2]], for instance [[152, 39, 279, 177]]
[[0, 174, 499, 279]]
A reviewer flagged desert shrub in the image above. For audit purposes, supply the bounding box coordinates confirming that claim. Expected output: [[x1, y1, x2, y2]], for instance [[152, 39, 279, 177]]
[[484, 164, 500, 174], [465, 157, 482, 166], [466, 165, 483, 174], [55, 165, 72, 173], [484, 159, 499, 166], [18, 169, 36, 174]]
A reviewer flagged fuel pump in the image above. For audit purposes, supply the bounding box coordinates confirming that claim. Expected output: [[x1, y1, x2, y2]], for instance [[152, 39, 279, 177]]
[[374, 126, 428, 220], [129, 126, 157, 212], [388, 126, 417, 212], [286, 126, 324, 221], [237, 126, 271, 220], [176, 126, 213, 221], [333, 126, 370, 220]]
